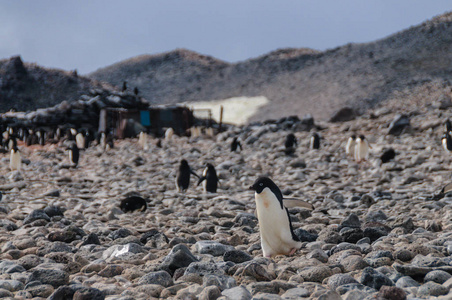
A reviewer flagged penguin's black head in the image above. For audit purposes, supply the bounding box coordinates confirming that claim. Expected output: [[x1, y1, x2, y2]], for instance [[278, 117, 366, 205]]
[[206, 163, 215, 170], [11, 146, 19, 152], [180, 159, 188, 167], [250, 176, 277, 193], [312, 132, 319, 138], [351, 135, 356, 140], [359, 135, 365, 140]]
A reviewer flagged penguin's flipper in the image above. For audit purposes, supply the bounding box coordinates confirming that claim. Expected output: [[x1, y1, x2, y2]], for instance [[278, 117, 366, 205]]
[[283, 198, 314, 210], [191, 170, 200, 179], [197, 177, 206, 186]]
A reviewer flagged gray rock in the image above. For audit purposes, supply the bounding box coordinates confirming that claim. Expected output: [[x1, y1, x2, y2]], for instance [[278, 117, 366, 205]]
[[330, 242, 362, 255], [0, 288, 13, 298], [108, 228, 133, 240], [36, 241, 73, 255], [161, 244, 199, 273], [317, 227, 343, 244], [317, 290, 342, 300], [376, 285, 407, 300], [299, 265, 333, 283], [221, 286, 252, 300], [0, 219, 18, 231], [27, 268, 69, 288], [247, 282, 278, 295], [424, 270, 452, 284], [330, 107, 357, 122], [203, 274, 237, 291], [223, 250, 253, 263], [73, 287, 105, 300], [80, 233, 101, 245], [185, 262, 225, 276], [293, 228, 318, 242], [340, 227, 364, 244], [239, 262, 274, 281], [23, 209, 51, 224], [306, 249, 328, 263], [417, 281, 449, 297], [233, 213, 257, 228], [336, 283, 377, 295], [281, 287, 310, 299], [48, 286, 75, 300], [395, 276, 420, 288], [252, 292, 282, 299], [0, 279, 24, 292], [199, 285, 222, 300], [328, 274, 359, 290], [340, 213, 361, 229], [364, 210, 387, 222], [342, 290, 373, 300], [360, 267, 394, 290], [0, 260, 26, 274], [195, 240, 235, 256], [138, 271, 173, 287], [44, 205, 64, 217], [26, 284, 54, 298]]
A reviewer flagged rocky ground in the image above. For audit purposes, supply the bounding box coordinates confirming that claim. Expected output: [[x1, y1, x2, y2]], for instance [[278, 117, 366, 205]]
[[1, 98, 452, 299]]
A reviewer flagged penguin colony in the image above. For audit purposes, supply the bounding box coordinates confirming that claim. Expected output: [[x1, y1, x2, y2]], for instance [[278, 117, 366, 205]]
[[2, 115, 452, 260]]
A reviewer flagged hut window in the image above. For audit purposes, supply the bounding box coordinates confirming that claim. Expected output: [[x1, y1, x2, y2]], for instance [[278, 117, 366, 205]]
[[140, 111, 151, 126], [160, 110, 173, 122]]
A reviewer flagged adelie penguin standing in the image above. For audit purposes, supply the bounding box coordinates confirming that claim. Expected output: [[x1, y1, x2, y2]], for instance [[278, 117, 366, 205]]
[[67, 143, 80, 167], [284, 133, 297, 155], [176, 159, 199, 192], [249, 176, 302, 258], [10, 146, 21, 171], [345, 135, 356, 157], [442, 131, 452, 152], [230, 137, 242, 152], [198, 163, 219, 193], [355, 135, 371, 162], [310, 132, 320, 150]]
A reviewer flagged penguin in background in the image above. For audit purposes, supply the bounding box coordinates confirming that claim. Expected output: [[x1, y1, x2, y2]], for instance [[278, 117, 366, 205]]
[[446, 119, 452, 134], [442, 131, 452, 152], [120, 195, 147, 213], [345, 135, 356, 157], [165, 127, 174, 141], [36, 129, 45, 146], [284, 133, 297, 155], [249, 176, 302, 258], [198, 163, 219, 193], [230, 137, 242, 152], [10, 145, 21, 171], [176, 159, 200, 192], [138, 131, 149, 150], [84, 129, 93, 149], [355, 135, 371, 162], [67, 143, 80, 167], [8, 136, 17, 151], [310, 132, 320, 150]]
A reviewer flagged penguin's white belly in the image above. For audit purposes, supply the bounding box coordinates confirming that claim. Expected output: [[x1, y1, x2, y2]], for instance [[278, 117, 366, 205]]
[[69, 151, 74, 164], [346, 139, 355, 156], [255, 189, 301, 257], [355, 141, 369, 161], [10, 152, 21, 171], [76, 134, 85, 149], [443, 139, 449, 151]]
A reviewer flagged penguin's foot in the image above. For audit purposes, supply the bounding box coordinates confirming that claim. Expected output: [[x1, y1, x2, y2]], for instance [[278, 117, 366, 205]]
[[288, 248, 297, 256]]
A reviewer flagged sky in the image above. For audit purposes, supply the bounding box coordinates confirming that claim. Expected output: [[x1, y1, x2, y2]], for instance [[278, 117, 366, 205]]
[[0, 1, 451, 74]]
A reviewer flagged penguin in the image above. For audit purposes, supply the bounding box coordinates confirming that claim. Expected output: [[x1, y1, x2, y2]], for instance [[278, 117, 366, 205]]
[[310, 132, 320, 150], [138, 131, 149, 150], [355, 135, 371, 162], [198, 163, 219, 193], [442, 132, 452, 152], [67, 143, 80, 167], [84, 129, 93, 149], [176, 159, 200, 192], [165, 127, 174, 141], [133, 87, 139, 96], [230, 137, 242, 152], [206, 127, 214, 137], [446, 119, 452, 134], [119, 195, 147, 213], [345, 135, 356, 157], [8, 136, 17, 151], [155, 139, 162, 148], [249, 176, 302, 258], [10, 146, 21, 171], [75, 131, 85, 149], [122, 81, 128, 92], [284, 133, 297, 155], [36, 129, 45, 146], [380, 148, 396, 164]]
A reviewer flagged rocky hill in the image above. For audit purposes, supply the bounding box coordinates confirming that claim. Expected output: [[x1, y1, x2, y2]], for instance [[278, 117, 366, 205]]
[[89, 12, 452, 122], [0, 56, 118, 113]]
